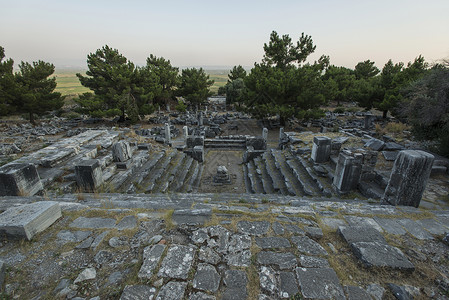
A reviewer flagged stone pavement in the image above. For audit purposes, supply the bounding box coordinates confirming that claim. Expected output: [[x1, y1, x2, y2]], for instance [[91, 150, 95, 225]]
[[0, 193, 448, 299]]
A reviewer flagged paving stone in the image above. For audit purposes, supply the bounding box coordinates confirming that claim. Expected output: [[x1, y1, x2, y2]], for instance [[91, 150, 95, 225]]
[[374, 217, 407, 235], [156, 281, 187, 300], [138, 244, 166, 279], [191, 228, 209, 244], [288, 217, 319, 227], [189, 292, 216, 300], [271, 222, 284, 235], [107, 271, 123, 285], [344, 216, 383, 232], [291, 236, 328, 256], [120, 285, 156, 300], [255, 237, 291, 249], [304, 226, 323, 239], [416, 218, 448, 235], [295, 267, 345, 299], [397, 219, 434, 240], [228, 234, 251, 253], [320, 217, 347, 229], [237, 221, 270, 236], [366, 284, 385, 300], [193, 263, 221, 292], [283, 224, 305, 235], [199, 246, 221, 265], [75, 236, 94, 249], [345, 285, 371, 300], [57, 230, 92, 243], [0, 201, 61, 240], [69, 217, 116, 229], [109, 236, 127, 248], [279, 271, 298, 299], [116, 215, 137, 230], [259, 266, 278, 296], [350, 241, 415, 271], [257, 251, 297, 269], [90, 231, 109, 251], [172, 209, 211, 225], [226, 250, 251, 267], [337, 226, 386, 244], [388, 283, 414, 300], [299, 255, 330, 268], [222, 269, 247, 300], [74, 267, 96, 283], [158, 244, 196, 279]]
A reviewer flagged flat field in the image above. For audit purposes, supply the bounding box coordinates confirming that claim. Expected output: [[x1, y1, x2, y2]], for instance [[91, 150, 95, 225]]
[[54, 69, 229, 96]]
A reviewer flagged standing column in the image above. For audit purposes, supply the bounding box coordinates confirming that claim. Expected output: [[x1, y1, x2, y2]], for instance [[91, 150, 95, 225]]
[[165, 123, 171, 144], [311, 136, 331, 163]]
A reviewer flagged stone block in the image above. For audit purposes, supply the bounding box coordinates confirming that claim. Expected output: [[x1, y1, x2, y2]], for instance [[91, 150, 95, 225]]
[[311, 136, 331, 163], [186, 136, 205, 148], [112, 141, 133, 162], [0, 201, 61, 240], [382, 150, 434, 207], [0, 163, 43, 196], [364, 138, 385, 151], [295, 267, 345, 299], [192, 146, 204, 162], [333, 151, 363, 193], [75, 159, 103, 192]]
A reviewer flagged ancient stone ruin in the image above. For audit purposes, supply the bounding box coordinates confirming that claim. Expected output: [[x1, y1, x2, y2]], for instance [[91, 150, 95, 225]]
[[0, 109, 448, 299]]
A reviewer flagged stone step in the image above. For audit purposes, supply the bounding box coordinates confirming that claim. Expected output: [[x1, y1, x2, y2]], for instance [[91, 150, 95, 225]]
[[285, 158, 315, 197], [170, 156, 194, 192], [294, 155, 333, 197], [254, 156, 275, 194], [271, 150, 300, 196], [144, 151, 177, 193], [178, 159, 198, 193], [190, 162, 203, 193], [263, 152, 289, 195], [121, 151, 165, 193], [106, 152, 149, 192], [242, 164, 253, 193], [159, 154, 186, 193], [246, 160, 264, 194]]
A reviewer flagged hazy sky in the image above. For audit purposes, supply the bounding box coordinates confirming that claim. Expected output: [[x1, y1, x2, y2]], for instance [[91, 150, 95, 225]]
[[1, 0, 449, 70]]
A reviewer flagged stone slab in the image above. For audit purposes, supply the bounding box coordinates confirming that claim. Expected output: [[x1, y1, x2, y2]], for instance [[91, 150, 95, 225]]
[[397, 219, 434, 240], [320, 218, 347, 230], [222, 269, 247, 300], [116, 215, 137, 230], [299, 255, 330, 268], [343, 216, 383, 232], [156, 281, 187, 300], [279, 271, 299, 299], [337, 226, 386, 244], [259, 266, 278, 296], [295, 267, 345, 299], [255, 237, 291, 249], [237, 221, 270, 236], [345, 285, 371, 300], [291, 235, 328, 256], [189, 292, 216, 300], [193, 263, 221, 292], [257, 251, 297, 269], [416, 218, 448, 235], [350, 241, 414, 271], [0, 163, 43, 196], [120, 285, 156, 300], [373, 217, 407, 235], [172, 209, 211, 225], [158, 244, 196, 279], [0, 201, 61, 240], [138, 244, 166, 279], [69, 217, 116, 229]]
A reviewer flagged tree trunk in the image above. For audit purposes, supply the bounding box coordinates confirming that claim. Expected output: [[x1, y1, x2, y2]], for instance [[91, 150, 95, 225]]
[[382, 110, 388, 119], [29, 112, 35, 125]]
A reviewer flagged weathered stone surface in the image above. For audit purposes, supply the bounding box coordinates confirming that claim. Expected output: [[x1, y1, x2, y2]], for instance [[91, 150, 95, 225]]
[[156, 281, 187, 300], [344, 216, 383, 232], [199, 246, 221, 265], [116, 215, 137, 230], [138, 244, 166, 279], [279, 271, 299, 299], [222, 269, 247, 300], [295, 267, 345, 299], [255, 237, 291, 249], [257, 251, 297, 269], [75, 236, 94, 249], [416, 218, 448, 235], [237, 221, 270, 236], [158, 244, 196, 279], [364, 138, 385, 151], [0, 260, 5, 288], [397, 219, 434, 240], [0, 163, 43, 196], [333, 150, 363, 193], [0, 201, 61, 240], [311, 136, 331, 163], [172, 209, 211, 225], [388, 283, 414, 300], [120, 285, 156, 300], [69, 217, 116, 229], [259, 266, 278, 296], [304, 227, 323, 239], [57, 230, 92, 243], [382, 150, 399, 161], [345, 285, 371, 300], [382, 150, 434, 207], [226, 250, 251, 267], [367, 284, 385, 300], [338, 226, 386, 244], [374, 217, 407, 235], [299, 255, 330, 268], [75, 159, 103, 192], [283, 224, 305, 235], [112, 141, 133, 162], [320, 217, 347, 229], [271, 222, 284, 235], [191, 228, 209, 244], [291, 236, 328, 256], [193, 263, 221, 292], [350, 241, 414, 271], [189, 292, 216, 300], [91, 231, 109, 251], [74, 267, 96, 283]]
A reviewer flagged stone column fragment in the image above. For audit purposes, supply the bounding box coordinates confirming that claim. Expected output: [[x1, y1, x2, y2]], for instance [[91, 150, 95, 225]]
[[333, 150, 363, 193], [382, 150, 434, 207], [0, 163, 43, 196], [311, 136, 331, 163], [75, 159, 103, 192]]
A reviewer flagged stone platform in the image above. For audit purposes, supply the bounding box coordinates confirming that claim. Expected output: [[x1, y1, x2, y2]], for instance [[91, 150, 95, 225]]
[[0, 193, 447, 299]]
